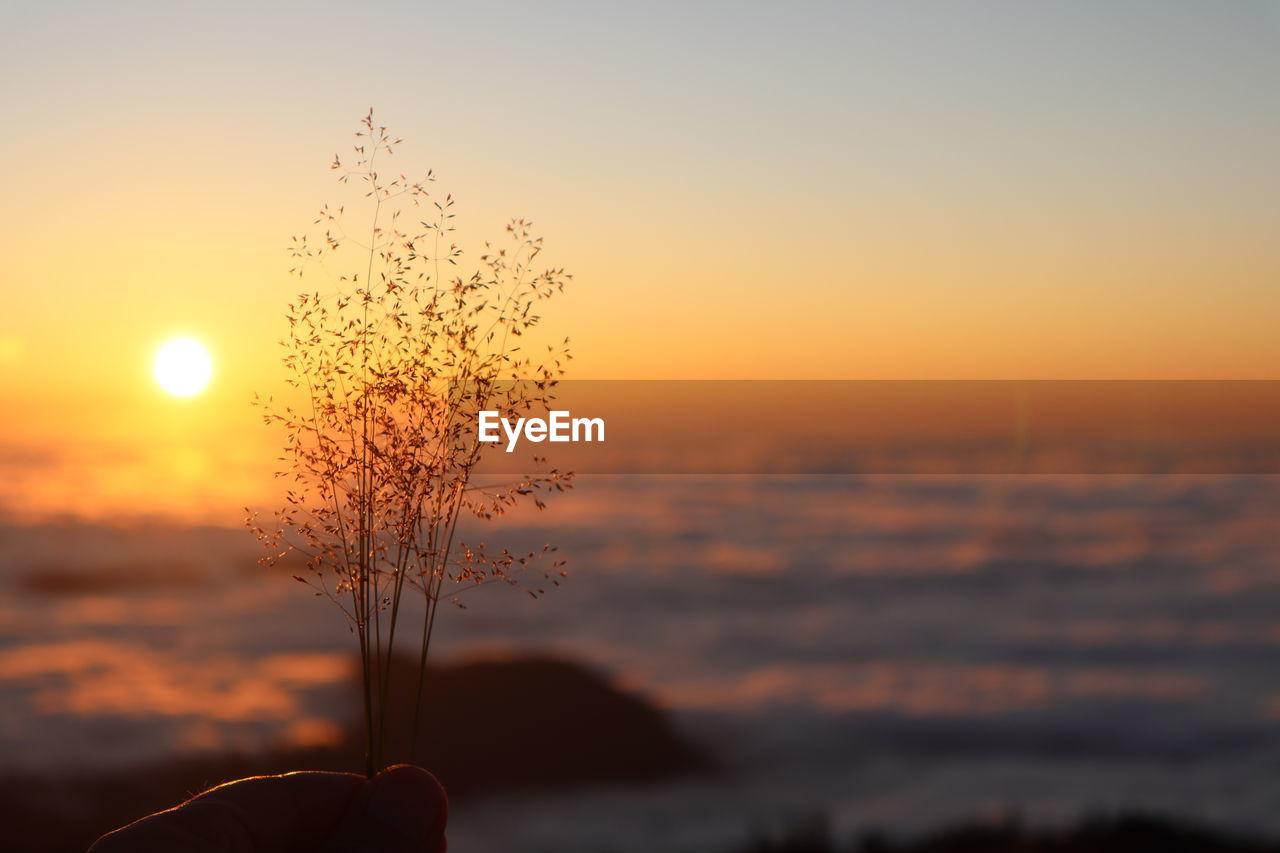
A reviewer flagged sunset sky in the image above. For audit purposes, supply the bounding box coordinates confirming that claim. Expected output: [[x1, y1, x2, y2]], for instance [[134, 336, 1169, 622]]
[[2, 0, 1278, 519]]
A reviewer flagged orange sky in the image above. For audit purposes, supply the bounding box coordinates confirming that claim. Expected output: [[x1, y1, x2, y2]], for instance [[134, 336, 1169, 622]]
[[2, 1, 1278, 520]]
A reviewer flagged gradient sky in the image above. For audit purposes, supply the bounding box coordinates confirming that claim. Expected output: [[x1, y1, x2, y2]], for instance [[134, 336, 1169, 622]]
[[2, 0, 1279, 518]]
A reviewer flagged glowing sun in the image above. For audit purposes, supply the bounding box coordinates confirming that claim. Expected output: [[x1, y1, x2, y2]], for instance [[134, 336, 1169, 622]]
[[154, 337, 213, 397]]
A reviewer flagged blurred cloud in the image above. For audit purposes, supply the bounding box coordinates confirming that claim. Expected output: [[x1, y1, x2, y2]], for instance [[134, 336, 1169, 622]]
[[0, 640, 348, 722]]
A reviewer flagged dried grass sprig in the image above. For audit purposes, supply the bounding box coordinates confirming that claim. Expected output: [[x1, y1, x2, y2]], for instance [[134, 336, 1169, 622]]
[[248, 110, 573, 774]]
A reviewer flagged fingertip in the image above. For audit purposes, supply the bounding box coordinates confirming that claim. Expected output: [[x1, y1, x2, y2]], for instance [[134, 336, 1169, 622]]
[[319, 764, 448, 851], [364, 764, 449, 841]]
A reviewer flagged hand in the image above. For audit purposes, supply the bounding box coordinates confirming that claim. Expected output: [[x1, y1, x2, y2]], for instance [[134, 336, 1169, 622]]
[[89, 764, 447, 853]]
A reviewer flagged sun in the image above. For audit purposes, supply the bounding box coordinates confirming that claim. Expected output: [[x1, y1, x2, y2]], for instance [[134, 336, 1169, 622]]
[[154, 337, 213, 398]]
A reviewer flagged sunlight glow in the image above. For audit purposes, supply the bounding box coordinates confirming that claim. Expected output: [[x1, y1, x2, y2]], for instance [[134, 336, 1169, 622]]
[[154, 338, 213, 398]]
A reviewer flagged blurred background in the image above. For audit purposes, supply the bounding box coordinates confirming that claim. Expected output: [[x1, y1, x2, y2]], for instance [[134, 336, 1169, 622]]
[[5, 474, 1280, 851], [3, 2, 1280, 851]]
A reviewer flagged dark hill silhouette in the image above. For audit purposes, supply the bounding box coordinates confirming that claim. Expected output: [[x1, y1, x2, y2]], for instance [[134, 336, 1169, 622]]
[[380, 654, 712, 796]]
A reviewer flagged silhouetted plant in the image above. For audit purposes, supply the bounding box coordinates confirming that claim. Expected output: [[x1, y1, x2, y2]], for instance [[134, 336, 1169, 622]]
[[249, 110, 572, 774]]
